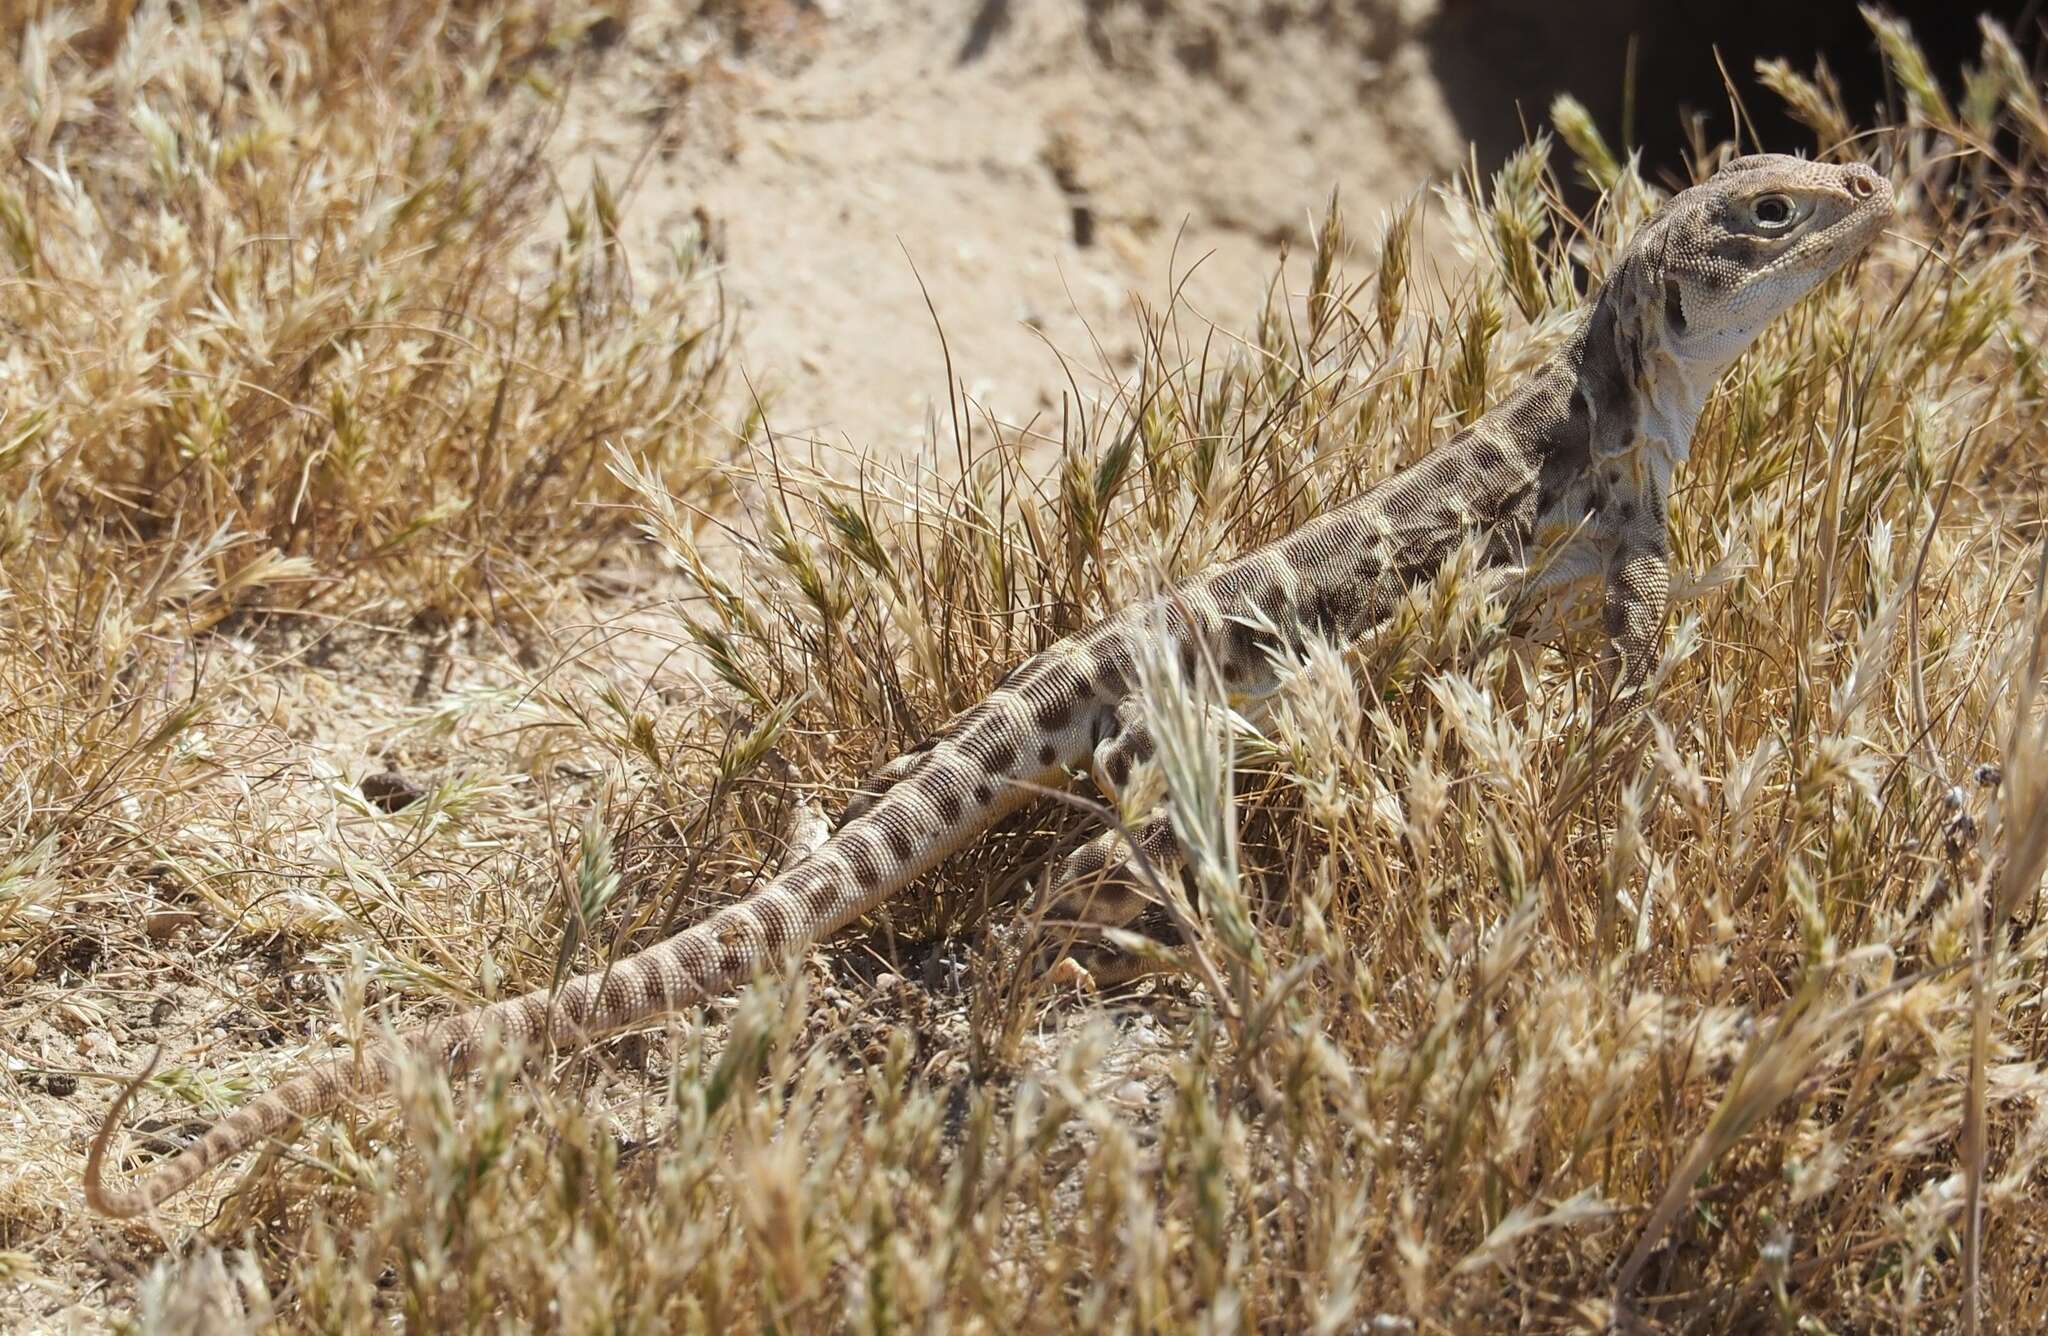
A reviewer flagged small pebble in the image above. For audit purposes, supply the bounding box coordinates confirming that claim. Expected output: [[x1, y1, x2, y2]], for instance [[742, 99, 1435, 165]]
[[361, 768, 426, 812], [144, 909, 201, 940]]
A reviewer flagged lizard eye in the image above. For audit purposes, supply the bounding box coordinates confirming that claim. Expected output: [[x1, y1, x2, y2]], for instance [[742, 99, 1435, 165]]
[[1753, 194, 1796, 229]]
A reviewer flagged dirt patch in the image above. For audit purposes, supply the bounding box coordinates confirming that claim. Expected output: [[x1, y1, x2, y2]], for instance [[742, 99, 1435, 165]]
[[551, 0, 1462, 455]]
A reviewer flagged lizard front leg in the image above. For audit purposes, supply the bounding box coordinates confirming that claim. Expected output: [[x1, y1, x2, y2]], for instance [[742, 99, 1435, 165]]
[[1602, 522, 1671, 715], [1537, 515, 1673, 821]]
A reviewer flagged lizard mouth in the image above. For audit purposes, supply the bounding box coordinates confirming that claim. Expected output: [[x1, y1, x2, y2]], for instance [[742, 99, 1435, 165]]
[[1830, 203, 1893, 253], [1790, 188, 1894, 268]]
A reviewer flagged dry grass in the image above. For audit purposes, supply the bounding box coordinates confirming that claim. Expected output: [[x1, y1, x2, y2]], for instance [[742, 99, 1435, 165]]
[[5, 3, 2048, 1330]]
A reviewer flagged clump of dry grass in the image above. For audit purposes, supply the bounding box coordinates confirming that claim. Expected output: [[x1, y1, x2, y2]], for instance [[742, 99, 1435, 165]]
[[0, 0, 730, 1311], [0, 0, 734, 878], [7, 4, 2048, 1331]]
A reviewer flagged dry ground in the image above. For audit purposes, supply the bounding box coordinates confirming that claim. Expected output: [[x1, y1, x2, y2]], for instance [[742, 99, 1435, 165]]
[[546, 0, 1462, 453], [4, 2, 2048, 1331]]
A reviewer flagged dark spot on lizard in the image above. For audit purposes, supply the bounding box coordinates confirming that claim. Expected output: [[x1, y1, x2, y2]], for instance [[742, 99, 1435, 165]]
[[748, 912, 782, 956], [1322, 586, 1363, 633], [981, 740, 1018, 776], [1090, 655, 1126, 696], [844, 837, 885, 890], [1034, 697, 1075, 731]]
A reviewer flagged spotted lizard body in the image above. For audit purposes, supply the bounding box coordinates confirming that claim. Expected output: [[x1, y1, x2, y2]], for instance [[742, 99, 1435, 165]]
[[87, 154, 1893, 1218]]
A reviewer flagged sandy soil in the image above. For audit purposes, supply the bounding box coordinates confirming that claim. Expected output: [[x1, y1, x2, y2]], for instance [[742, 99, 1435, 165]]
[[551, 0, 1464, 459]]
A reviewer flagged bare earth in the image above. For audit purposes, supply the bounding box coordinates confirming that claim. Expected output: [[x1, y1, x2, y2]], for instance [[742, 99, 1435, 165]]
[[553, 0, 1462, 457]]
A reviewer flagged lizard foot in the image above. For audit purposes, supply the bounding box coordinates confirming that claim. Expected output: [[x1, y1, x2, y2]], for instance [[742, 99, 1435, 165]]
[[1044, 957, 1099, 992]]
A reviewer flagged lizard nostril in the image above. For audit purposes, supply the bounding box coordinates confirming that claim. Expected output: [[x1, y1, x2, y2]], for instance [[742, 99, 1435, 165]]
[[1846, 172, 1878, 199]]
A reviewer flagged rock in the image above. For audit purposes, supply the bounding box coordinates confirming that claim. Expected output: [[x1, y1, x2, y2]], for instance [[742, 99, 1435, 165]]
[[361, 768, 426, 812], [144, 909, 201, 941]]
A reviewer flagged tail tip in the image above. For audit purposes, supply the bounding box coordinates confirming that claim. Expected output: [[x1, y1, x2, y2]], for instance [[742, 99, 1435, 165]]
[[84, 1046, 163, 1219]]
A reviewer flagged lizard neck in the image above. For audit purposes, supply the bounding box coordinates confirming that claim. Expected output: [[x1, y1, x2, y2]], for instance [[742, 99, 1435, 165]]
[[1565, 290, 1717, 471]]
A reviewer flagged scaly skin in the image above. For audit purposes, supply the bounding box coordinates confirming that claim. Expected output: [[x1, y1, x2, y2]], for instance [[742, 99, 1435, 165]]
[[87, 155, 1893, 1218]]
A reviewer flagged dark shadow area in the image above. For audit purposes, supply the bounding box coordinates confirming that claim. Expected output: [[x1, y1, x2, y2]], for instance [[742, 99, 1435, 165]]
[[1424, 0, 2040, 187], [957, 0, 1012, 64]]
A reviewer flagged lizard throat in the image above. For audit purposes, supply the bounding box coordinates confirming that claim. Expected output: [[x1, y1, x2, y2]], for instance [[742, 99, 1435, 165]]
[[1639, 349, 1716, 464]]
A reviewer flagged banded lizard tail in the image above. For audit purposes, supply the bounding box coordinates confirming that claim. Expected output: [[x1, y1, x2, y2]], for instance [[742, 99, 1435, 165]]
[[87, 154, 1892, 1218]]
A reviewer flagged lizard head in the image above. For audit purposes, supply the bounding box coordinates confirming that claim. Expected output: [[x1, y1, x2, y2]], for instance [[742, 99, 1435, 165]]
[[1648, 153, 1895, 369], [1582, 154, 1894, 459]]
